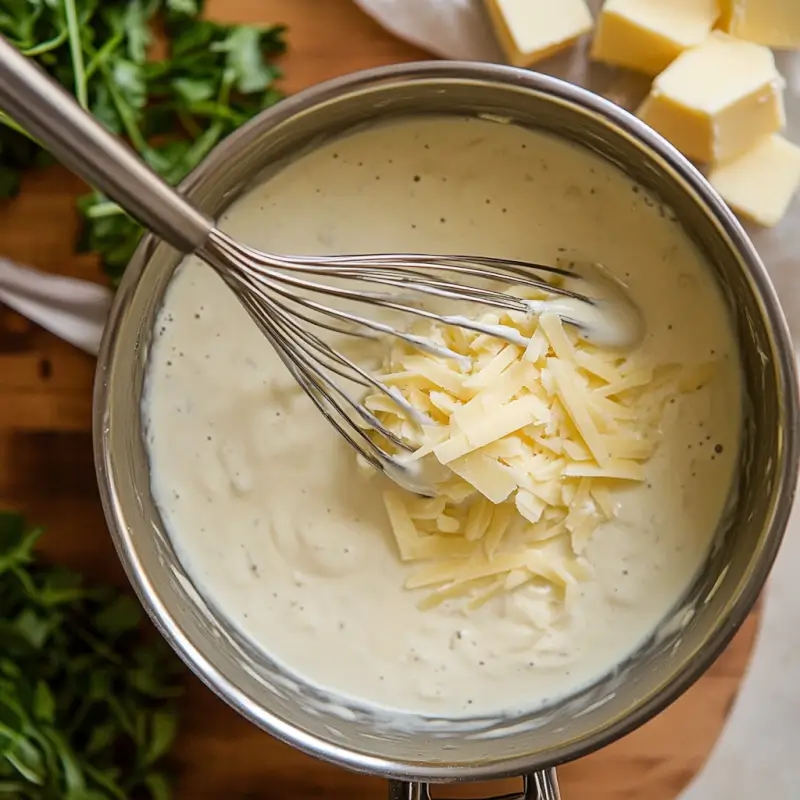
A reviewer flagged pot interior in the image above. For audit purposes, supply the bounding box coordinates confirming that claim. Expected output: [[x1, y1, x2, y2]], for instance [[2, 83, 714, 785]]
[[95, 64, 798, 781]]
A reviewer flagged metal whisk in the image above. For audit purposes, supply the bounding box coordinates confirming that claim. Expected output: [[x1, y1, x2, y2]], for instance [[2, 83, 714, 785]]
[[0, 37, 641, 495]]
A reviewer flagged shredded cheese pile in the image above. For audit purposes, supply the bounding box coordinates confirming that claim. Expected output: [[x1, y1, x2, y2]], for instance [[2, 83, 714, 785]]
[[360, 289, 712, 611]]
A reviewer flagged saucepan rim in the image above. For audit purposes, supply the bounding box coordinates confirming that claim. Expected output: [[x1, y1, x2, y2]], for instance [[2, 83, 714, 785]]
[[93, 60, 800, 782]]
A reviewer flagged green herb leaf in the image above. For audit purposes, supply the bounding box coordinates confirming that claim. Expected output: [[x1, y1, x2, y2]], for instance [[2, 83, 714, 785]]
[[0, 511, 184, 799], [92, 594, 142, 637], [216, 26, 282, 94], [0, 0, 288, 285], [13, 609, 51, 649], [143, 711, 178, 767], [144, 771, 172, 800]]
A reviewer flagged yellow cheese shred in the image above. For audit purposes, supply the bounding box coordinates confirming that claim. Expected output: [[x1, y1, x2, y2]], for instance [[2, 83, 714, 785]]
[[362, 302, 714, 611]]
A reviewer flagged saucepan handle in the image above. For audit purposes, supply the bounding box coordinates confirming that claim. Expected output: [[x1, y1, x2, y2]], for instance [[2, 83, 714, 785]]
[[388, 769, 561, 800]]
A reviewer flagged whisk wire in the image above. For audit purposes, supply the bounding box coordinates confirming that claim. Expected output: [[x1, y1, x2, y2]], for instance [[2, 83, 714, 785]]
[[237, 277, 415, 456], [238, 290, 400, 467], [199, 228, 627, 494], [263, 291, 425, 435]]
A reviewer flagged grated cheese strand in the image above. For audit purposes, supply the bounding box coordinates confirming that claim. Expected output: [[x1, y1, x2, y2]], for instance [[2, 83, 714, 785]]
[[363, 302, 715, 611]]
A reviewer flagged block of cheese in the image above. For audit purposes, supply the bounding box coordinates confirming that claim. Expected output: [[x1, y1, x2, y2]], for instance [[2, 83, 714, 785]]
[[636, 32, 785, 163], [720, 1, 800, 49], [484, 0, 593, 68], [708, 135, 800, 227], [591, 0, 720, 77]]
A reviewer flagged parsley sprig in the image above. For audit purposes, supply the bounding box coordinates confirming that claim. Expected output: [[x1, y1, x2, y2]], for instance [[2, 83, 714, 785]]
[[0, 510, 184, 799], [0, 0, 287, 283]]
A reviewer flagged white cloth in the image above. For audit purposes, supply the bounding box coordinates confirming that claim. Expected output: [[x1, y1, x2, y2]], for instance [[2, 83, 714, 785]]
[[353, 0, 501, 61], [0, 258, 110, 355]]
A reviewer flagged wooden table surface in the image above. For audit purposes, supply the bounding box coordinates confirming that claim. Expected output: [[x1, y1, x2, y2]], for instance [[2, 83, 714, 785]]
[[0, 1, 760, 798]]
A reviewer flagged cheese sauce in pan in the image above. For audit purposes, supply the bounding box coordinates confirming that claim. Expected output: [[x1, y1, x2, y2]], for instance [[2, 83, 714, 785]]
[[143, 117, 742, 717]]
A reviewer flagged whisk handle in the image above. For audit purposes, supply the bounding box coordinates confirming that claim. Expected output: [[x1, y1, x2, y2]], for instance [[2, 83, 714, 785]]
[[0, 35, 213, 254]]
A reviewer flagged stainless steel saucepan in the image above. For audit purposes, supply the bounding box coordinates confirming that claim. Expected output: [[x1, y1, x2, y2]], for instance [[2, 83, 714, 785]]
[[93, 62, 799, 799]]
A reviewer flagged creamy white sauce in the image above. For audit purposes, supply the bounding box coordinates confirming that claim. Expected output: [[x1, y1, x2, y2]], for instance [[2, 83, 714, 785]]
[[143, 117, 742, 718]]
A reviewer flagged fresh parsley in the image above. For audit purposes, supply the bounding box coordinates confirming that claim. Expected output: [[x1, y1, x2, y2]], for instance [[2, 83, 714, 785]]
[[0, 510, 184, 799], [0, 0, 287, 284]]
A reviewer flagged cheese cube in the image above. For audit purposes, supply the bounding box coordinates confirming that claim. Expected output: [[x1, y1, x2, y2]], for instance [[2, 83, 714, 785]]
[[484, 0, 593, 68], [708, 135, 800, 227], [636, 32, 785, 163], [720, 1, 800, 50], [591, 0, 720, 77]]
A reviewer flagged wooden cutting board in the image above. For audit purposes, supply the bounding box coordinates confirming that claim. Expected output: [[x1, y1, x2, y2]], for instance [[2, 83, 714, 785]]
[[0, 1, 760, 797]]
